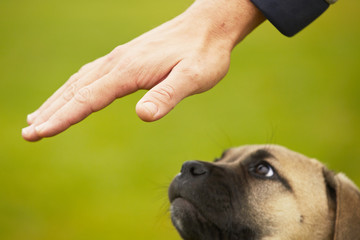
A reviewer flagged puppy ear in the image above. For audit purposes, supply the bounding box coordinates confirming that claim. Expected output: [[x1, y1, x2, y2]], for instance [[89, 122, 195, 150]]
[[323, 168, 360, 240]]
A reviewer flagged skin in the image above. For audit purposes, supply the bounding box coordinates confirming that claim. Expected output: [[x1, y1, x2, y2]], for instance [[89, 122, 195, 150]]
[[22, 0, 265, 141]]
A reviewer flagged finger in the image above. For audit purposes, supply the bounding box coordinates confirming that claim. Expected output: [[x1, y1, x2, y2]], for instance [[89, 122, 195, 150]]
[[29, 60, 116, 128], [24, 70, 138, 140], [26, 56, 105, 125], [21, 125, 40, 142], [136, 62, 201, 122]]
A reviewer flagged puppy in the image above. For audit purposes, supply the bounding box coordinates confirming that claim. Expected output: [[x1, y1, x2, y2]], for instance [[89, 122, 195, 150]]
[[168, 145, 360, 240]]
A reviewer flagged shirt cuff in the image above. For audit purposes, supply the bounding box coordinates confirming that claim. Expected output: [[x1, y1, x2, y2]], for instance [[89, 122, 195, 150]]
[[250, 0, 333, 37]]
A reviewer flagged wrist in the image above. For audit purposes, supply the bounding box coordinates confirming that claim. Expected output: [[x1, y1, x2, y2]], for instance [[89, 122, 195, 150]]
[[184, 0, 265, 49]]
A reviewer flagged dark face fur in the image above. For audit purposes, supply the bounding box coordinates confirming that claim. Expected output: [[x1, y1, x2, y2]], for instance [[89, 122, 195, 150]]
[[168, 145, 337, 240]]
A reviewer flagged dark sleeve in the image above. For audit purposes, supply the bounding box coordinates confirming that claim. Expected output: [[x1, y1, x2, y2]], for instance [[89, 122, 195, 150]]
[[250, 0, 336, 37]]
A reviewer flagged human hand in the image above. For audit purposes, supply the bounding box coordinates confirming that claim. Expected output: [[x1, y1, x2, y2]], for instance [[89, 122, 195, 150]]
[[22, 0, 264, 141]]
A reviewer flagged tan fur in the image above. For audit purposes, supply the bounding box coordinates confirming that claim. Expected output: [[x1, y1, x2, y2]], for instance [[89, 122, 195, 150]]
[[332, 174, 360, 239], [221, 145, 360, 240]]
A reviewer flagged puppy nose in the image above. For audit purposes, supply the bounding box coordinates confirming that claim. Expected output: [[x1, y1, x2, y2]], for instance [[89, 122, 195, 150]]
[[180, 160, 208, 177]]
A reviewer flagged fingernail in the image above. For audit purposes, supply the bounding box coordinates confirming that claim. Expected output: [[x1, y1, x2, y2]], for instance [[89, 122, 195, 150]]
[[143, 102, 158, 116], [35, 122, 49, 134], [27, 111, 39, 124], [22, 126, 32, 136]]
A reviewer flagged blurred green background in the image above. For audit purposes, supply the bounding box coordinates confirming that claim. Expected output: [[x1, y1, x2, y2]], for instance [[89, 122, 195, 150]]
[[0, 0, 359, 239]]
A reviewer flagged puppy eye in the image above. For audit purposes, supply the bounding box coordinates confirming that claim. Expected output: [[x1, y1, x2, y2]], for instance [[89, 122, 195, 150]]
[[253, 163, 274, 177]]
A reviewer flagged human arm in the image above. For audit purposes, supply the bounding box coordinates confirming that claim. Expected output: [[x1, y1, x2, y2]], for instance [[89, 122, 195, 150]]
[[22, 0, 265, 141]]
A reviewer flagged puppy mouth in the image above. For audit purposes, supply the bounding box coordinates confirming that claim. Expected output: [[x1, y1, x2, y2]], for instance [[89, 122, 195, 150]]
[[169, 194, 206, 221], [170, 197, 222, 239], [170, 196, 203, 221], [170, 197, 200, 215]]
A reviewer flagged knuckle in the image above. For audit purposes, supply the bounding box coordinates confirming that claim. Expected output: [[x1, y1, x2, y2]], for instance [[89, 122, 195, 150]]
[[63, 84, 77, 101], [105, 52, 116, 63], [79, 56, 103, 72], [113, 45, 125, 53], [182, 64, 211, 93], [79, 61, 95, 72], [68, 72, 80, 82], [188, 65, 202, 80], [105, 53, 115, 63], [151, 84, 175, 104], [74, 87, 92, 105], [180, 64, 204, 89], [79, 64, 89, 72], [180, 64, 202, 81], [113, 56, 140, 80], [107, 46, 125, 62]]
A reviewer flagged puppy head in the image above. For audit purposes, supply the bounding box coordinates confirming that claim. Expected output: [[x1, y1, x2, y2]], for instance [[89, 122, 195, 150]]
[[168, 145, 360, 240]]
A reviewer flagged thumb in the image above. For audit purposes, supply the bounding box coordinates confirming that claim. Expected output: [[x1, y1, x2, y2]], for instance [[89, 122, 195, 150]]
[[136, 64, 200, 122]]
